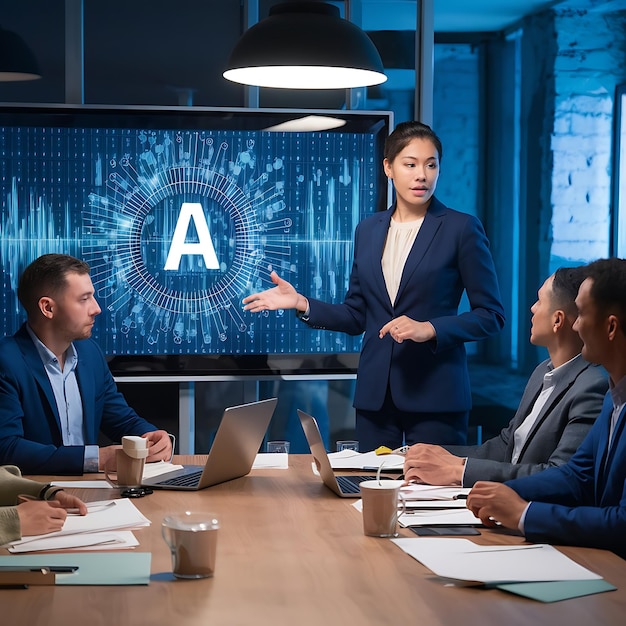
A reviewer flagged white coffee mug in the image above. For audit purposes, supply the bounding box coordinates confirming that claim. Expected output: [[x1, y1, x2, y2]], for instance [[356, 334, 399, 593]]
[[359, 479, 406, 538]]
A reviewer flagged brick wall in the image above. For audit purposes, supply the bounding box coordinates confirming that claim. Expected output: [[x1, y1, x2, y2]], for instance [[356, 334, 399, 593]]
[[549, 6, 626, 269]]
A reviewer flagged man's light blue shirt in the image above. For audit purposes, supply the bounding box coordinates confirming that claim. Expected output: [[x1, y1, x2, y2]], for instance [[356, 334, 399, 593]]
[[26, 326, 99, 472]]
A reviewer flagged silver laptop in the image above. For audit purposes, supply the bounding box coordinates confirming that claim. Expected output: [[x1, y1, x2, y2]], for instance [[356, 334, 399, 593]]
[[142, 398, 277, 491], [297, 409, 393, 498]]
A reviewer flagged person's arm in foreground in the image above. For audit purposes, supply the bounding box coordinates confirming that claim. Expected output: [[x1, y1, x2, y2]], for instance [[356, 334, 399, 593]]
[[0, 465, 87, 544]]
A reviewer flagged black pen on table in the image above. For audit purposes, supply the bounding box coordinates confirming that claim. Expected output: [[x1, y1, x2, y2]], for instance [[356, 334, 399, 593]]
[[0, 566, 79, 573]]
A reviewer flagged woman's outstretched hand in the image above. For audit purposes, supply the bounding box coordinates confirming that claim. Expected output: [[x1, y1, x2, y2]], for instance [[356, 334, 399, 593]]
[[243, 271, 307, 313]]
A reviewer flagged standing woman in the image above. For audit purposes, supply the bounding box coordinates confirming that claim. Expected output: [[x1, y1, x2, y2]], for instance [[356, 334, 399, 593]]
[[243, 121, 505, 450]]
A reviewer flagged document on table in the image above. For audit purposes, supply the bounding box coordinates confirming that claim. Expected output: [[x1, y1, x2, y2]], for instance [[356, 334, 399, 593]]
[[391, 538, 603, 584], [7, 498, 150, 552], [252, 453, 289, 469], [400, 484, 471, 501], [352, 483, 474, 519], [142, 460, 184, 479], [327, 449, 405, 471], [52, 461, 187, 487], [51, 480, 113, 489], [399, 508, 482, 527], [9, 531, 139, 553]]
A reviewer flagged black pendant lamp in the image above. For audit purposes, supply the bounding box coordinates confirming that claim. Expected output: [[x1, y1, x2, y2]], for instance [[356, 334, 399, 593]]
[[0, 26, 41, 81], [223, 2, 387, 90]]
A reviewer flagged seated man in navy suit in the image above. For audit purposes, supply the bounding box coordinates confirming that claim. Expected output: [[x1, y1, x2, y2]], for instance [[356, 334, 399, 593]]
[[467, 258, 626, 558], [403, 266, 607, 486], [0, 254, 172, 475]]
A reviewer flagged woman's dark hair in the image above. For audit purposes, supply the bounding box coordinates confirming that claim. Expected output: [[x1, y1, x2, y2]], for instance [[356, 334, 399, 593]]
[[17, 253, 91, 318], [384, 121, 443, 164]]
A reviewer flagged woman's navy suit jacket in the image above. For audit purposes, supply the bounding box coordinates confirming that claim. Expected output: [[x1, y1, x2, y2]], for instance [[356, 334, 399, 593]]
[[304, 198, 505, 414]]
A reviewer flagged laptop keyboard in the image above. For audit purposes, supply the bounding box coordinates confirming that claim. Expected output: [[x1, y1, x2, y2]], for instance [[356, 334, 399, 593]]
[[336, 475, 381, 494], [156, 470, 203, 487]]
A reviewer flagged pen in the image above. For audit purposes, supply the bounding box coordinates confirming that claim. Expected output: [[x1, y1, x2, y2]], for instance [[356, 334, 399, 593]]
[[0, 566, 78, 573], [453, 494, 468, 500], [48, 566, 79, 573], [0, 584, 29, 589], [462, 545, 543, 554], [391, 445, 410, 455]]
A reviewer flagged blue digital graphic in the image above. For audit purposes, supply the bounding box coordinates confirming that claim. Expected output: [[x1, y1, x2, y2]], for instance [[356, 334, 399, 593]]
[[0, 111, 388, 358]]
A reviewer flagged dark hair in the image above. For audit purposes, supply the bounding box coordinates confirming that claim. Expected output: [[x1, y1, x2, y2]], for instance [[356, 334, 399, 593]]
[[384, 121, 443, 164], [551, 266, 586, 316], [17, 254, 91, 318], [583, 258, 626, 333]]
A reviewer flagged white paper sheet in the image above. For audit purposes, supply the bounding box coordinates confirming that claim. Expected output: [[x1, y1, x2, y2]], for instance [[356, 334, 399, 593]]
[[352, 499, 471, 515], [51, 480, 114, 489], [391, 538, 602, 584], [398, 508, 482, 527], [327, 450, 405, 470], [404, 499, 468, 509], [400, 484, 471, 501], [141, 461, 184, 479], [252, 453, 289, 469], [9, 531, 139, 553]]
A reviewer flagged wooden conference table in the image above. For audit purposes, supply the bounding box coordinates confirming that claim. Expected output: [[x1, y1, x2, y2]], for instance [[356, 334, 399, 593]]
[[3, 455, 626, 626]]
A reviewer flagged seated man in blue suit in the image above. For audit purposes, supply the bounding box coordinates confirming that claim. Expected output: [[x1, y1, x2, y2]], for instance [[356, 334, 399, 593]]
[[403, 266, 607, 486], [467, 258, 626, 558], [0, 254, 172, 475]]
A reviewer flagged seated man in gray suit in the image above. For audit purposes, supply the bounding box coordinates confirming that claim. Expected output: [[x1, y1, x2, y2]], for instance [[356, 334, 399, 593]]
[[403, 266, 607, 487]]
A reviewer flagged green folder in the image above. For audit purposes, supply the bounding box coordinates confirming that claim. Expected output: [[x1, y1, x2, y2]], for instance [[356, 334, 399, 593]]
[[494, 579, 617, 602], [0, 552, 151, 585]]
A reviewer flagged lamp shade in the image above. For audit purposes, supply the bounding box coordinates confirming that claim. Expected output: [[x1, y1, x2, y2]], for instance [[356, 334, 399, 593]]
[[223, 2, 387, 90], [0, 27, 41, 81]]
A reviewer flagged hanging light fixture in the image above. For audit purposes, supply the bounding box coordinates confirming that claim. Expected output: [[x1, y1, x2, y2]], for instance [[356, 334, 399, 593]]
[[223, 1, 387, 90], [0, 26, 41, 81]]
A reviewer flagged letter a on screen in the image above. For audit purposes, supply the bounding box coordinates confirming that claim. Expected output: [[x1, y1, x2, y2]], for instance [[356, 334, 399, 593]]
[[164, 202, 220, 270]]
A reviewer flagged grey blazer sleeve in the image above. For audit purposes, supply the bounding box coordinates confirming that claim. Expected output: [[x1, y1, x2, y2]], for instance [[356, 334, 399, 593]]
[[448, 361, 607, 487]]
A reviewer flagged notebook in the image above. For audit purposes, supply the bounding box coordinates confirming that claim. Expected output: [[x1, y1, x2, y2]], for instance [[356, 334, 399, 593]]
[[297, 409, 393, 498], [142, 398, 277, 490]]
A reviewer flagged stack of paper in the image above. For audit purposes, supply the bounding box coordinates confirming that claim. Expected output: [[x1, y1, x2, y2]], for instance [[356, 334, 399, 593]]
[[401, 484, 471, 501], [392, 538, 598, 583], [391, 538, 616, 601], [399, 508, 482, 527], [8, 498, 150, 553], [351, 482, 480, 525], [327, 449, 405, 471], [141, 460, 184, 479]]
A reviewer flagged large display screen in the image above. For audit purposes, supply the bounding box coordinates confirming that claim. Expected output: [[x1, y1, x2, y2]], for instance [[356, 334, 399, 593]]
[[0, 105, 391, 375]]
